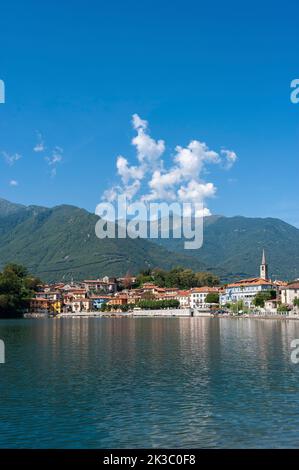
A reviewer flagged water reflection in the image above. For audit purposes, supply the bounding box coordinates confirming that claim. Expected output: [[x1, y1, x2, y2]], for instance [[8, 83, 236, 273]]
[[0, 318, 299, 448]]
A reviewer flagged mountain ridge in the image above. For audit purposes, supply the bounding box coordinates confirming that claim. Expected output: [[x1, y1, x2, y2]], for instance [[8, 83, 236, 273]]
[[0, 199, 205, 281], [1, 198, 298, 282]]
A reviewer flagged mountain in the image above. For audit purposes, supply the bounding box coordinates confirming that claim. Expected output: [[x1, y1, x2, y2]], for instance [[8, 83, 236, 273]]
[[0, 198, 25, 217], [0, 199, 204, 282], [153, 215, 299, 281], [1, 198, 299, 282]]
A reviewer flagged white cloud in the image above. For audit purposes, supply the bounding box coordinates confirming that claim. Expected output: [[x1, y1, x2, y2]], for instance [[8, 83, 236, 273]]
[[116, 155, 144, 184], [101, 114, 238, 214], [131, 113, 165, 164], [122, 180, 141, 201], [48, 146, 63, 165], [132, 114, 148, 130], [142, 169, 178, 202], [221, 149, 237, 169], [2, 151, 22, 166], [177, 180, 216, 202], [175, 140, 220, 177], [9, 179, 18, 186], [33, 131, 45, 153], [142, 140, 220, 202], [102, 186, 119, 202], [45, 146, 63, 176]]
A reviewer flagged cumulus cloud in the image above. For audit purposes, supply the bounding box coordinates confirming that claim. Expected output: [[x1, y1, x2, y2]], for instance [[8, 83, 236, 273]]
[[1, 151, 22, 166], [177, 180, 216, 202], [9, 179, 18, 186], [131, 113, 165, 164], [101, 114, 237, 214], [116, 155, 144, 184], [132, 114, 148, 130]]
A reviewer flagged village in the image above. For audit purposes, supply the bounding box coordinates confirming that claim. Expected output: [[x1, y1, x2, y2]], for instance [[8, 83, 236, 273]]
[[28, 251, 299, 318]]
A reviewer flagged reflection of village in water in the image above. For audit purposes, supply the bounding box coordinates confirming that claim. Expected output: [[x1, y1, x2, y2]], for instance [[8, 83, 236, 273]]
[[2, 315, 299, 447]]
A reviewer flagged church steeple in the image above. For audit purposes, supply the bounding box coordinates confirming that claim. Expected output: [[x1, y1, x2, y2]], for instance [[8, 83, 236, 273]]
[[260, 249, 268, 280]]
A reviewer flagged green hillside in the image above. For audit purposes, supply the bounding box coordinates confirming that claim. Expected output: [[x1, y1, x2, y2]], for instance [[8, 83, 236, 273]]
[[154, 215, 299, 281], [1, 198, 299, 282], [0, 199, 204, 282]]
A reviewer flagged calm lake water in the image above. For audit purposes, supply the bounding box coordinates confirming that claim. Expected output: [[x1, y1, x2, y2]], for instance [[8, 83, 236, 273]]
[[0, 317, 299, 448]]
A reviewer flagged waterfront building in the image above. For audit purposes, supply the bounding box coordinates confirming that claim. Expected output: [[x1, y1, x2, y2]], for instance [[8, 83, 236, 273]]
[[280, 282, 299, 307], [190, 286, 219, 309], [35, 290, 62, 301], [176, 290, 191, 308], [69, 299, 92, 313], [83, 278, 117, 293], [140, 283, 161, 295], [108, 294, 128, 307], [220, 278, 275, 308], [89, 295, 111, 310], [126, 289, 142, 304], [63, 289, 87, 301], [29, 298, 62, 314], [220, 251, 276, 308], [264, 299, 278, 312]]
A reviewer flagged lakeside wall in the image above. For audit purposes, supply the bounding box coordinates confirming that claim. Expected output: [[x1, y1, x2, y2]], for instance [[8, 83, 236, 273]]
[[130, 308, 191, 317]]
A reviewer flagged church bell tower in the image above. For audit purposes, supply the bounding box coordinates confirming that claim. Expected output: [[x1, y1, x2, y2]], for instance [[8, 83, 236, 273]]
[[260, 249, 268, 280]]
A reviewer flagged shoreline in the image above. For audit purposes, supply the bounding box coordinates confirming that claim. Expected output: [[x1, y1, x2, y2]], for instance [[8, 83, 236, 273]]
[[22, 310, 299, 320]]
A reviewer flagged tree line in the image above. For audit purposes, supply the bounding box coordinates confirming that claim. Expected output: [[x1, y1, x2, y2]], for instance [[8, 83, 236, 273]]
[[135, 267, 219, 289], [0, 264, 40, 318]]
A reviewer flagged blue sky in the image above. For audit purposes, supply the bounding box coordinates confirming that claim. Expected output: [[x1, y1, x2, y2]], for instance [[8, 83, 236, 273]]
[[0, 0, 299, 225]]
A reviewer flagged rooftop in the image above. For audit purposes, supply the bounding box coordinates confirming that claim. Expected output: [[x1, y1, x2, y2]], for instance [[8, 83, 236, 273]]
[[226, 278, 274, 288], [191, 286, 219, 293]]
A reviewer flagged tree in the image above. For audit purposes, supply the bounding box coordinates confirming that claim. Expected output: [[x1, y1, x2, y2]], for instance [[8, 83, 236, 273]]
[[120, 304, 130, 312], [293, 298, 299, 308], [135, 270, 153, 287], [0, 264, 40, 318], [231, 300, 244, 314], [194, 272, 219, 287], [123, 272, 134, 289], [205, 292, 219, 304], [277, 304, 291, 313], [144, 267, 220, 289], [253, 290, 276, 308], [138, 299, 180, 310], [100, 302, 111, 312]]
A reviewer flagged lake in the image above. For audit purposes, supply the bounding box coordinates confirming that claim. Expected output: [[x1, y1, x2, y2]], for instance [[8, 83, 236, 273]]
[[0, 317, 299, 448]]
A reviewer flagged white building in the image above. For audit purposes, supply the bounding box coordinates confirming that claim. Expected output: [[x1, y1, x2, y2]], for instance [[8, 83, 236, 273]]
[[220, 251, 276, 308], [176, 290, 190, 308], [190, 287, 219, 309], [280, 282, 299, 307], [70, 299, 91, 313], [220, 278, 276, 308], [220, 250, 279, 308]]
